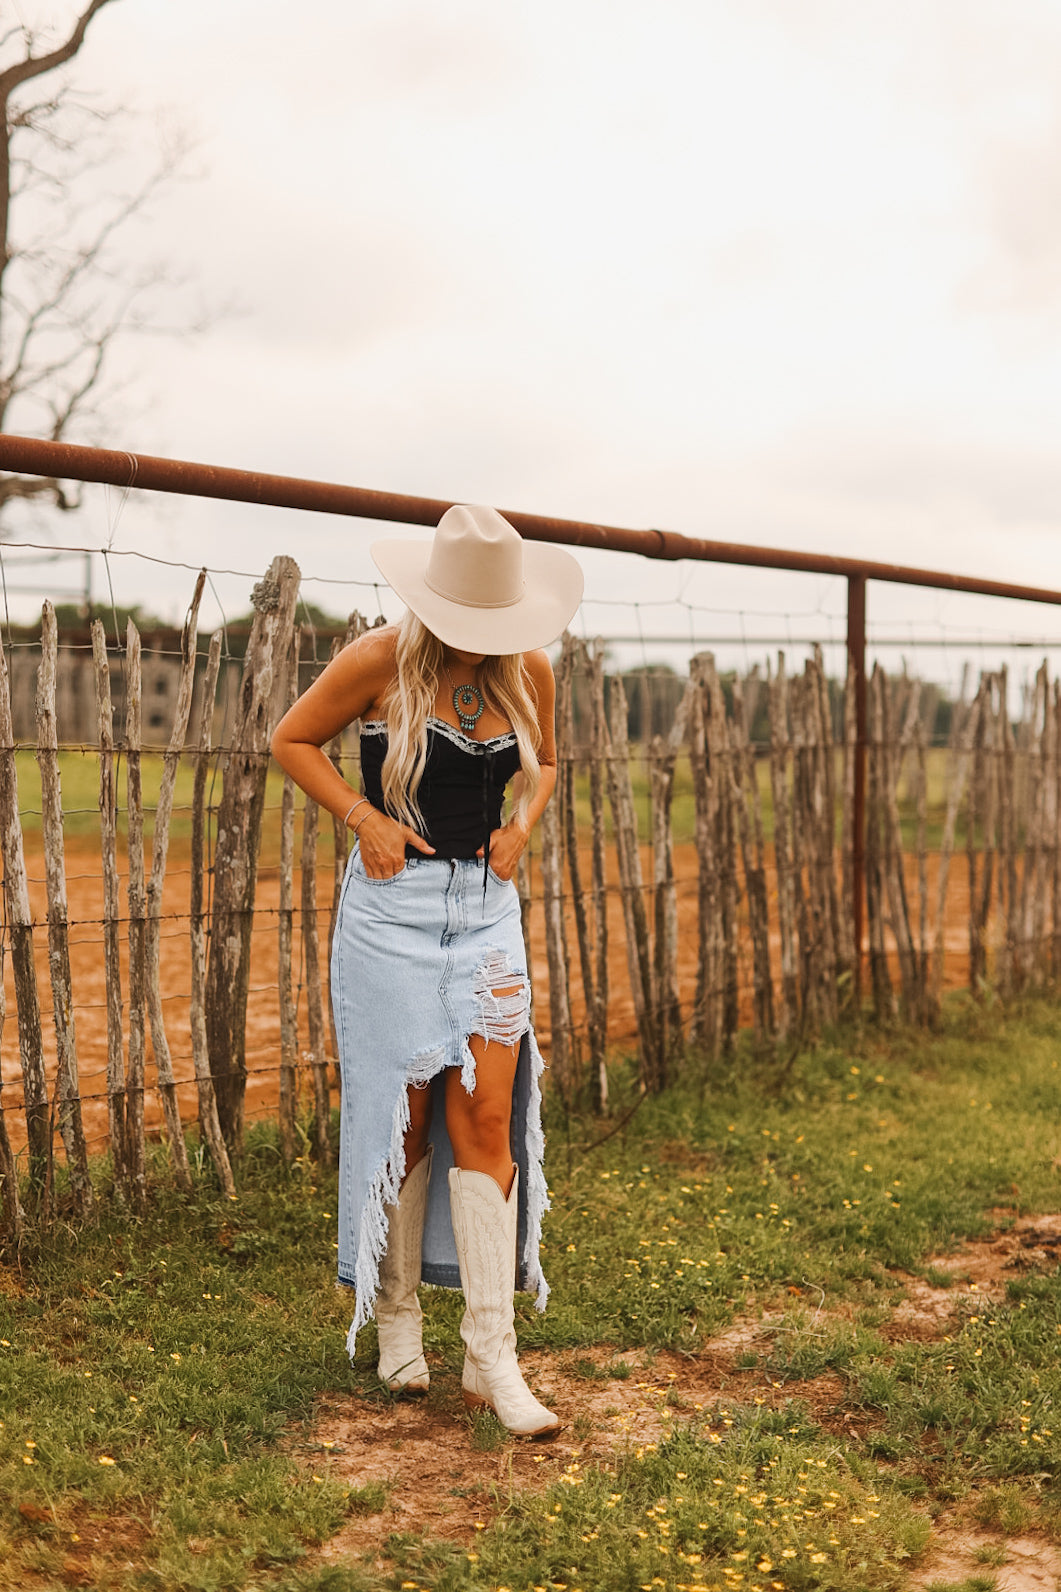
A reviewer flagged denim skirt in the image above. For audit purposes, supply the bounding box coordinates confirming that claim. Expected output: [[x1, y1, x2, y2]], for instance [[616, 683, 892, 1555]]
[[330, 848, 550, 1357]]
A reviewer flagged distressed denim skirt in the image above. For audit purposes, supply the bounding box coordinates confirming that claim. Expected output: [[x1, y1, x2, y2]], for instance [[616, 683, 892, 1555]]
[[330, 848, 549, 1357]]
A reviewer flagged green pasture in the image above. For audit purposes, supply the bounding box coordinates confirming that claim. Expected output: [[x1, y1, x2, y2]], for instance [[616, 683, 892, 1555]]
[[3, 997, 1061, 1589], [14, 745, 959, 858]]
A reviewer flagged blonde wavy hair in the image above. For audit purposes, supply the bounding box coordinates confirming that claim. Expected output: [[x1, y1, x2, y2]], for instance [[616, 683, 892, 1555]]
[[378, 611, 542, 832]]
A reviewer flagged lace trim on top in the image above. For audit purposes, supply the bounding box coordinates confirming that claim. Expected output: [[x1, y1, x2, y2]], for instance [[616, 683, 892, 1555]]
[[361, 716, 518, 754]]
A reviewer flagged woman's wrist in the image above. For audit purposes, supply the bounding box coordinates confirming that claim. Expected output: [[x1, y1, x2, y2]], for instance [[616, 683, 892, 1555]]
[[351, 804, 379, 838]]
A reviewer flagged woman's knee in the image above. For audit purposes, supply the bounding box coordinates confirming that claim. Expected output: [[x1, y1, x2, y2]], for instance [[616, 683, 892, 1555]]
[[449, 1101, 511, 1155], [445, 1074, 512, 1152]]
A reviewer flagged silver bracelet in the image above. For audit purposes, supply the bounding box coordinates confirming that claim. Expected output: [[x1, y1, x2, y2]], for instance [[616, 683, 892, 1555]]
[[343, 797, 370, 828], [351, 805, 375, 836]]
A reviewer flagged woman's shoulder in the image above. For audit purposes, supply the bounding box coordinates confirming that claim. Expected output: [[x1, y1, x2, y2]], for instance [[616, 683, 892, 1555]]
[[312, 624, 398, 721], [520, 648, 555, 708], [338, 624, 398, 682], [520, 648, 554, 686], [348, 622, 398, 663]]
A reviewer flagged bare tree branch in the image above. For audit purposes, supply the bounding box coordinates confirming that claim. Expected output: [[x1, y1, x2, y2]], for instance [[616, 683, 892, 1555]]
[[0, 473, 76, 511], [0, 2, 120, 99], [0, 3, 205, 526]]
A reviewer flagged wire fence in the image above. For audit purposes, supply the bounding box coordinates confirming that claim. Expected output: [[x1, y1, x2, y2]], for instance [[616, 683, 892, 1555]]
[[0, 539, 1059, 1229]]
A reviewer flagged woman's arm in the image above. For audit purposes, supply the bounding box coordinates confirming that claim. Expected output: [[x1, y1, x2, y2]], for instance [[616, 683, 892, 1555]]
[[479, 648, 557, 881], [270, 627, 434, 873]]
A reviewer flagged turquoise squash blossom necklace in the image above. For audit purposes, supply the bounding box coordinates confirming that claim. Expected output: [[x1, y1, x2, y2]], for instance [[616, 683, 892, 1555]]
[[443, 660, 484, 733]]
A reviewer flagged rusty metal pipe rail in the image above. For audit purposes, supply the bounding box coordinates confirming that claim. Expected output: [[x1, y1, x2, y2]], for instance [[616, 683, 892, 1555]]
[[2, 432, 1061, 608]]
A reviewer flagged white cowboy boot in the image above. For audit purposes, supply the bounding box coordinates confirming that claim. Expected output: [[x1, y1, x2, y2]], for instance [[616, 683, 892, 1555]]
[[448, 1165, 560, 1438], [375, 1147, 432, 1395]]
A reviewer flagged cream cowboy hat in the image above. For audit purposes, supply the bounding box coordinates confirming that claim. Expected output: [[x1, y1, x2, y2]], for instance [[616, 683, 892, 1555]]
[[371, 504, 584, 654]]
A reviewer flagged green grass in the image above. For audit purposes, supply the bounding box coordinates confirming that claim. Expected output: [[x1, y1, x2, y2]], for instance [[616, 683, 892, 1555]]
[[5, 996, 1061, 1588], [17, 744, 965, 857], [13, 748, 339, 865]]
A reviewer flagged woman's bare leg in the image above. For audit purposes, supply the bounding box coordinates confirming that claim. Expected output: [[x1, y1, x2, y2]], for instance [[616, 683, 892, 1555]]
[[402, 1080, 433, 1180], [444, 1033, 519, 1193]]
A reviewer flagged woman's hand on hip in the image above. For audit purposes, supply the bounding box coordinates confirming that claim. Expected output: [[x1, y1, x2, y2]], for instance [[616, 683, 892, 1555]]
[[356, 809, 435, 878], [478, 819, 529, 882]]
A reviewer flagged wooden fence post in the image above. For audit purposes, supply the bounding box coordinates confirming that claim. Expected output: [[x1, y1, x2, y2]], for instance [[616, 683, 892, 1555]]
[[767, 655, 798, 1037], [967, 676, 996, 993], [913, 716, 930, 1020], [278, 627, 300, 1164], [1045, 678, 1051, 974], [689, 654, 720, 1053], [805, 651, 840, 1023], [0, 629, 49, 1207], [92, 620, 127, 1189], [865, 664, 894, 1018], [730, 673, 774, 1042], [144, 573, 206, 1192], [813, 649, 845, 996], [930, 676, 979, 1014], [649, 680, 691, 1067], [0, 966, 24, 1234], [1022, 664, 1051, 988], [605, 671, 662, 1090], [125, 621, 149, 1204], [839, 657, 858, 986], [326, 614, 371, 1055], [188, 631, 236, 1198], [540, 782, 573, 1101], [700, 656, 741, 1052], [36, 601, 92, 1211], [205, 555, 301, 1151], [299, 742, 332, 1162], [877, 667, 919, 1016], [556, 636, 594, 1102], [586, 642, 610, 1107]]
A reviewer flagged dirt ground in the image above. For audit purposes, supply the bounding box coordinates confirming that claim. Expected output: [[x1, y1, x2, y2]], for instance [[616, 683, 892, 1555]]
[[3, 830, 1055, 1587], [295, 1213, 1061, 1587], [0, 835, 976, 1157]]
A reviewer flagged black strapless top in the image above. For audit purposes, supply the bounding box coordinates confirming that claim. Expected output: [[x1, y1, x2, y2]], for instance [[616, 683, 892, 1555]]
[[359, 717, 522, 861]]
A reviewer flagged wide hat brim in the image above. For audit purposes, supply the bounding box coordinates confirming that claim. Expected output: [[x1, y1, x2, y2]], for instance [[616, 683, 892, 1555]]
[[370, 534, 584, 654]]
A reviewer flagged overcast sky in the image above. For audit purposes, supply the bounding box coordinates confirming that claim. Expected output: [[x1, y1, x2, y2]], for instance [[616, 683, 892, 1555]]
[[4, 0, 1061, 681]]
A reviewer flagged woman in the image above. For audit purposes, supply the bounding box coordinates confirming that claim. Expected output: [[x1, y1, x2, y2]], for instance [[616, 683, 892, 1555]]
[[270, 503, 583, 1438]]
